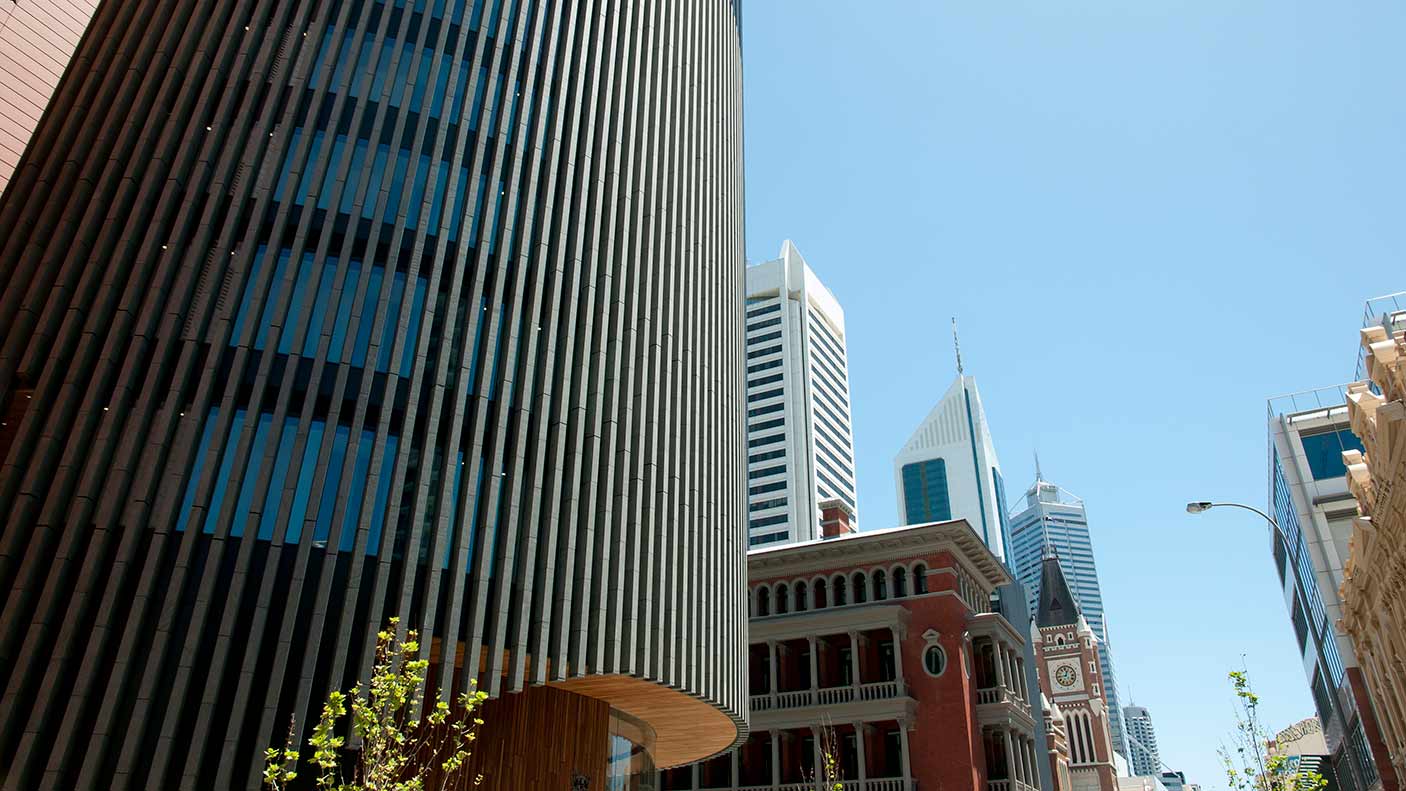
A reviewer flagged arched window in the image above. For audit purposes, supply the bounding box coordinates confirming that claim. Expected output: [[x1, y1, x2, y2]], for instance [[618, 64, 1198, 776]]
[[794, 580, 808, 612], [852, 571, 868, 604], [775, 583, 789, 614], [893, 566, 908, 597], [913, 563, 928, 594], [833, 575, 848, 606], [873, 569, 888, 600], [814, 578, 829, 609], [757, 586, 771, 617]]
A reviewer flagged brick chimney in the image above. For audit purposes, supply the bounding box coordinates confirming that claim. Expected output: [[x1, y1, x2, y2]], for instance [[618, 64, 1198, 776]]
[[819, 498, 856, 538]]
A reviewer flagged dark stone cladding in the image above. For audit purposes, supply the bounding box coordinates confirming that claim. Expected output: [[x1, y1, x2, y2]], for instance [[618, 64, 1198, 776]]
[[0, 0, 746, 788]]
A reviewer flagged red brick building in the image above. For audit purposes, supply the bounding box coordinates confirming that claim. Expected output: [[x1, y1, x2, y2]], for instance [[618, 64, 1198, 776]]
[[662, 519, 1045, 791]]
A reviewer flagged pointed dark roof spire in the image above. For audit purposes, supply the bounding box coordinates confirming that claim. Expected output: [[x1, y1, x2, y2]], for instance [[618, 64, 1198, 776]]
[[1037, 552, 1080, 628]]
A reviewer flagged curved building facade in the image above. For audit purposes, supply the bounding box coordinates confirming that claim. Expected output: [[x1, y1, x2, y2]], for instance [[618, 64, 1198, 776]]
[[0, 0, 746, 789]]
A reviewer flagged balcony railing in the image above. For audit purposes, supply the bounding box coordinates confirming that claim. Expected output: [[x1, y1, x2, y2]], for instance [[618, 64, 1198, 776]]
[[987, 780, 1040, 791], [749, 681, 907, 712], [975, 685, 1030, 714], [728, 781, 914, 791]]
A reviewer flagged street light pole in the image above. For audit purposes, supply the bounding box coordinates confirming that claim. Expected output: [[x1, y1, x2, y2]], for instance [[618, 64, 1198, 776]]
[[1185, 501, 1280, 531]]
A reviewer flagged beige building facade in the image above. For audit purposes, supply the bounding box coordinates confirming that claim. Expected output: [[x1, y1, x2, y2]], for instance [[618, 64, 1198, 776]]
[[1342, 306, 1406, 791]]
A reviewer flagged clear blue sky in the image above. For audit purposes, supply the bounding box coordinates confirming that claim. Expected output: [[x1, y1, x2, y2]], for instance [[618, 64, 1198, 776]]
[[741, 2, 1405, 788]]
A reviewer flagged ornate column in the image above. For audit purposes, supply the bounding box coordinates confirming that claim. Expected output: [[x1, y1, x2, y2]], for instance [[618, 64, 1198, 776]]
[[854, 722, 868, 782], [993, 641, 1008, 689], [768, 640, 779, 702], [811, 726, 824, 790], [891, 625, 906, 694], [809, 635, 820, 692], [849, 630, 863, 692], [899, 720, 914, 781], [770, 730, 781, 787], [1004, 729, 1018, 784]]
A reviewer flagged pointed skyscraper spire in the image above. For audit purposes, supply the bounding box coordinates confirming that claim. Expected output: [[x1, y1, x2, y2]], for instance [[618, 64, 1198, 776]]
[[1035, 450, 1043, 483]]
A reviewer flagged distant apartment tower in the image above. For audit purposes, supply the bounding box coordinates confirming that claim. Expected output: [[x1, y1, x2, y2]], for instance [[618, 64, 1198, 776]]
[[1010, 476, 1128, 760], [0, 0, 101, 195], [1123, 706, 1162, 776], [1268, 384, 1393, 791], [894, 373, 1012, 560], [745, 241, 858, 546]]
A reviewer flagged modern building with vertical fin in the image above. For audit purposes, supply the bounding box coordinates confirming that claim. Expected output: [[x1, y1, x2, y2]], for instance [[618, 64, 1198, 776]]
[[0, 1, 748, 789], [1009, 476, 1127, 761], [744, 241, 859, 547], [894, 373, 1012, 562], [1122, 705, 1161, 777], [0, 0, 101, 196]]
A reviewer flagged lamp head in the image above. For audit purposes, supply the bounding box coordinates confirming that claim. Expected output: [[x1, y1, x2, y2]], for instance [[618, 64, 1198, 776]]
[[1186, 501, 1214, 514]]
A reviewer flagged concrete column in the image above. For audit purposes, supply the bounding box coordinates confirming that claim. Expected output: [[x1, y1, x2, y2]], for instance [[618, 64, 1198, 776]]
[[691, 762, 700, 791], [899, 721, 913, 780], [890, 625, 905, 693], [811, 726, 825, 790], [768, 640, 779, 701], [1017, 657, 1030, 701], [731, 747, 739, 789], [993, 641, 1007, 689], [808, 635, 819, 691], [770, 730, 781, 787], [1004, 729, 1018, 784], [848, 630, 863, 690], [854, 722, 868, 782]]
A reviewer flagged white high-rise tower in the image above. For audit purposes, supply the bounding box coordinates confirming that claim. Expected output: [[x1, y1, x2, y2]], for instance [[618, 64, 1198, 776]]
[[744, 241, 858, 546]]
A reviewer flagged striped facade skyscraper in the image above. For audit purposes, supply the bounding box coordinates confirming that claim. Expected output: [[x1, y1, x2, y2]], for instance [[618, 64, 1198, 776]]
[[744, 241, 858, 547], [0, 1, 748, 789]]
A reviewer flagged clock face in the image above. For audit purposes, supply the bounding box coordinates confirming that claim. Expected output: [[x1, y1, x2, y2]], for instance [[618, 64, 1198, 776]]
[[1055, 665, 1078, 688]]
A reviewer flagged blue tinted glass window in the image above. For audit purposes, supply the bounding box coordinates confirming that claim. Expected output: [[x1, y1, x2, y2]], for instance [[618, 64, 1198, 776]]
[[1300, 429, 1364, 480], [400, 276, 428, 376], [259, 418, 298, 540], [316, 134, 347, 211], [449, 166, 469, 242], [352, 266, 384, 367], [331, 31, 356, 88], [389, 42, 415, 107], [340, 430, 376, 552], [314, 424, 350, 544], [469, 0, 486, 30], [486, 73, 504, 138], [295, 130, 326, 204], [469, 66, 488, 131], [285, 422, 325, 544], [340, 138, 369, 215], [202, 409, 247, 534], [232, 412, 273, 536], [175, 407, 220, 532], [486, 181, 503, 254], [429, 52, 452, 120], [377, 272, 408, 372], [386, 148, 410, 220], [427, 162, 448, 235], [273, 128, 302, 202], [255, 248, 292, 350], [367, 434, 399, 555], [449, 60, 471, 121], [406, 153, 431, 229], [303, 257, 337, 357], [410, 47, 434, 110], [470, 174, 487, 244], [231, 244, 269, 342], [277, 252, 317, 355], [329, 259, 363, 362], [371, 40, 394, 98], [349, 34, 377, 99], [311, 29, 336, 84], [902, 459, 951, 524], [365, 144, 390, 220]]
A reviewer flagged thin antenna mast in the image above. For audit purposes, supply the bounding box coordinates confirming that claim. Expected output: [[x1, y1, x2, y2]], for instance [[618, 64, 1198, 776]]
[[952, 317, 964, 375]]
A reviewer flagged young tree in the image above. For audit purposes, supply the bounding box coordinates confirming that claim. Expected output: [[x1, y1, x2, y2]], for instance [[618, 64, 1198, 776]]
[[1219, 670, 1328, 791], [263, 618, 490, 791]]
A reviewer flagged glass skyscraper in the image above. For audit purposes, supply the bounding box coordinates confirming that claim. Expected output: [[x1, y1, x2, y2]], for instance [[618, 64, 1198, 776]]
[[744, 240, 858, 546], [0, 1, 747, 789], [1009, 476, 1127, 760]]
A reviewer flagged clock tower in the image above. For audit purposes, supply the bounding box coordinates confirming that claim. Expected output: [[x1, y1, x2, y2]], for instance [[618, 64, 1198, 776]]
[[1034, 551, 1118, 791]]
